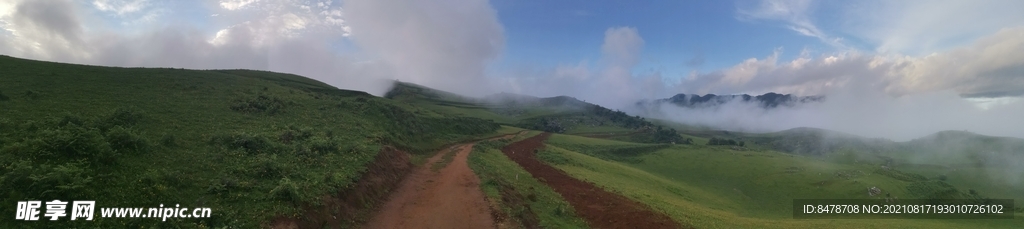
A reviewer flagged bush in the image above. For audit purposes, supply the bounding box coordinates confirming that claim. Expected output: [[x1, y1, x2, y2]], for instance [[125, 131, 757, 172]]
[[270, 177, 300, 201], [876, 168, 928, 182], [96, 107, 142, 130], [105, 126, 149, 154], [0, 113, 143, 167], [23, 90, 42, 99], [206, 177, 240, 194], [160, 133, 178, 147], [0, 89, 9, 101], [212, 133, 274, 154], [278, 126, 313, 144], [56, 114, 87, 127], [906, 180, 967, 201], [307, 136, 339, 155], [250, 154, 286, 179], [708, 137, 742, 146], [1, 160, 94, 201], [230, 94, 286, 114], [35, 122, 117, 164]]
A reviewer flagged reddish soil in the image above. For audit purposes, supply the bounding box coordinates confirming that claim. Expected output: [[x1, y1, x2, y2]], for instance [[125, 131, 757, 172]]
[[271, 146, 414, 229], [362, 143, 496, 229], [501, 133, 686, 229]]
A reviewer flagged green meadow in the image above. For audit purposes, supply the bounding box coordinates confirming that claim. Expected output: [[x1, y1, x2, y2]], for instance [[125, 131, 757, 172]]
[[540, 134, 1023, 228], [0, 56, 501, 228], [3, 54, 1021, 229], [467, 131, 590, 229]]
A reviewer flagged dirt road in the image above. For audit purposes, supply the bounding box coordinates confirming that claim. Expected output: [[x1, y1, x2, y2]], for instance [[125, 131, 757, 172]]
[[362, 143, 495, 229], [502, 133, 685, 229]]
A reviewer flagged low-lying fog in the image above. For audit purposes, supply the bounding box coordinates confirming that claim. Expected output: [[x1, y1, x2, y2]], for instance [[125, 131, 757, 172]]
[[639, 90, 1024, 141], [3, 0, 1022, 143]]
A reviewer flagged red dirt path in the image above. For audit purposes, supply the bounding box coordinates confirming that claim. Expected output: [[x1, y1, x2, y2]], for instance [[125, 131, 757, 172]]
[[362, 143, 495, 229], [501, 133, 685, 229]]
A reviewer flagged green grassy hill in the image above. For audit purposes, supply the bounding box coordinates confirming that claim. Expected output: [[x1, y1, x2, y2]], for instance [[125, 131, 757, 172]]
[[4, 54, 1019, 228], [538, 134, 1024, 228], [385, 82, 686, 144], [0, 55, 503, 228], [467, 131, 590, 229]]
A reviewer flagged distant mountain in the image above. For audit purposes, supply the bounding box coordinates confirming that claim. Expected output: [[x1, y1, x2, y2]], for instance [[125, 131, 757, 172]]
[[641, 92, 825, 109], [482, 92, 592, 110], [747, 127, 898, 156], [385, 83, 687, 144], [743, 127, 1024, 167]]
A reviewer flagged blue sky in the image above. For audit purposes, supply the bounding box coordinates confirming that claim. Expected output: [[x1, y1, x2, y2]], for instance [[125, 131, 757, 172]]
[[493, 0, 820, 76], [2, 0, 1024, 139], [1, 0, 1022, 99]]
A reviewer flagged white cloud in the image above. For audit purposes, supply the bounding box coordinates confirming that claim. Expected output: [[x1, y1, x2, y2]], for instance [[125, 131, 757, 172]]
[[343, 0, 505, 96], [208, 0, 351, 43], [219, 0, 258, 11], [0, 0, 20, 35], [92, 0, 148, 15], [499, 27, 675, 107], [651, 26, 1024, 140], [0, 0, 505, 97], [3, 0, 1022, 141], [736, 0, 845, 49], [649, 89, 1024, 141], [678, 26, 1024, 99], [838, 0, 1024, 55]]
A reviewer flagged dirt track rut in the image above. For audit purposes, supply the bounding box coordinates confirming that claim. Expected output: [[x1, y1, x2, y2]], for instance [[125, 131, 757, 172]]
[[362, 143, 495, 229], [502, 133, 685, 229]]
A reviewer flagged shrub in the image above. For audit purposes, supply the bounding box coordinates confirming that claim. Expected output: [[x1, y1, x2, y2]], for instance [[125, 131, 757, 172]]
[[35, 122, 117, 164], [0, 89, 9, 101], [1, 160, 95, 201], [708, 137, 742, 146], [56, 114, 87, 127], [270, 177, 300, 201], [876, 169, 928, 182], [212, 133, 274, 154], [278, 126, 313, 144], [230, 94, 286, 114], [105, 126, 150, 154], [250, 154, 285, 179], [0, 117, 11, 131], [307, 136, 338, 155], [160, 133, 177, 147], [97, 107, 142, 130], [906, 180, 965, 201], [206, 178, 240, 194], [23, 90, 42, 99]]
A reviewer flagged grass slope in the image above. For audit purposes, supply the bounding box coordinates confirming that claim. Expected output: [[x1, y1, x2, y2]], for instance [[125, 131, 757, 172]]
[[385, 82, 687, 144], [0, 55, 501, 228], [468, 131, 589, 229], [539, 133, 1023, 228]]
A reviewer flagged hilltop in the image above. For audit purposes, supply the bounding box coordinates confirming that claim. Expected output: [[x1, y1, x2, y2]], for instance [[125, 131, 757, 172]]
[[2, 55, 1021, 228], [0, 55, 504, 228], [385, 81, 689, 144], [638, 92, 825, 109]]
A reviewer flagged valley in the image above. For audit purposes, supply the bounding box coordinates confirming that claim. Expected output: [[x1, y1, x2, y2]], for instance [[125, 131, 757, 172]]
[[2, 55, 1021, 228]]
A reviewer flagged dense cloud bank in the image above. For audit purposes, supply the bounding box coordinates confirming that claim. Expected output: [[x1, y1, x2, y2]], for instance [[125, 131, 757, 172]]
[[1, 0, 1022, 140]]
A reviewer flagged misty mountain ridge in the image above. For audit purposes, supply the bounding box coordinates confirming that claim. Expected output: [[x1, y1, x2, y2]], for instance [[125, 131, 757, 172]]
[[483, 92, 593, 110], [386, 82, 594, 111], [751, 127, 1024, 165], [644, 92, 825, 109]]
